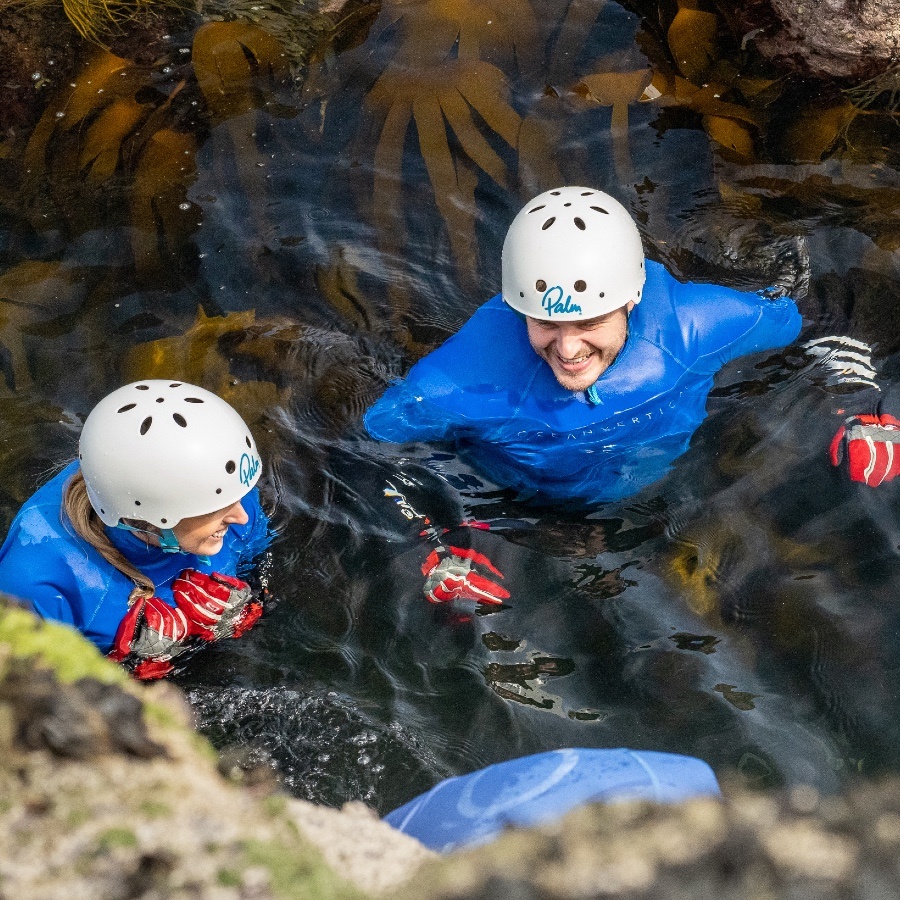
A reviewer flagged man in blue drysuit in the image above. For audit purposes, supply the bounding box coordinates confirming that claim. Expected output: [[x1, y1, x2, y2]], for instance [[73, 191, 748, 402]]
[[363, 186, 899, 606]]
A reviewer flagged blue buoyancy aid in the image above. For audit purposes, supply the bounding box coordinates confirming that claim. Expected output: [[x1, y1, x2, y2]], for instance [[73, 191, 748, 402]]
[[364, 261, 802, 504], [0, 461, 272, 653], [384, 747, 721, 853]]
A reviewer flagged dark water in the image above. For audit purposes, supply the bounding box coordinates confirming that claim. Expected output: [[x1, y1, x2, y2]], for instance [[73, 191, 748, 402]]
[[3, 0, 900, 813]]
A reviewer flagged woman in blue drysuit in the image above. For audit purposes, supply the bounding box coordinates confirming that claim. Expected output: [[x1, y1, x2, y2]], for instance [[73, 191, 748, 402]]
[[0, 380, 271, 680]]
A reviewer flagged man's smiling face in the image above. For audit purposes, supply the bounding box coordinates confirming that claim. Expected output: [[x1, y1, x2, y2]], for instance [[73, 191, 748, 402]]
[[526, 306, 630, 392]]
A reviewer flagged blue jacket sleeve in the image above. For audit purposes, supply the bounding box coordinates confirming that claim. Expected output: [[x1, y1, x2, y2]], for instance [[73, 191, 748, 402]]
[[363, 379, 458, 444], [364, 299, 540, 444], [652, 262, 802, 375]]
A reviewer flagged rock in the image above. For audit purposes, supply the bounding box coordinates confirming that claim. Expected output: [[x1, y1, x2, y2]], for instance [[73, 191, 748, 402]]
[[288, 799, 438, 895], [0, 598, 375, 899], [717, 0, 900, 81], [0, 663, 166, 759], [396, 777, 900, 900]]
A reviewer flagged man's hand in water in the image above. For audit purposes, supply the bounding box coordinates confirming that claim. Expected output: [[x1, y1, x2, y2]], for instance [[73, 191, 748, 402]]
[[830, 413, 900, 486], [421, 546, 510, 606], [109, 572, 262, 680]]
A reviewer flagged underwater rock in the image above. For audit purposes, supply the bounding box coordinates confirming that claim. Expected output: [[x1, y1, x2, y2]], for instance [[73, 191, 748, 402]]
[[719, 0, 900, 81]]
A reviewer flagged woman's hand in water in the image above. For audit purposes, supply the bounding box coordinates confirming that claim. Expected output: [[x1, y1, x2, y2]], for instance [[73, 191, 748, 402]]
[[421, 546, 510, 606], [172, 570, 263, 640], [109, 573, 263, 680], [109, 594, 198, 680], [830, 413, 900, 486]]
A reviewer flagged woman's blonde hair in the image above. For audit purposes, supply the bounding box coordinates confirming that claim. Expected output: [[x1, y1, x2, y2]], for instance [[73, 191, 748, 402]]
[[62, 470, 155, 603]]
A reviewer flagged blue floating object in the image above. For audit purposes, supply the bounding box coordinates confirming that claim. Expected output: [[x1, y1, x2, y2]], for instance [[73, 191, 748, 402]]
[[384, 748, 721, 853]]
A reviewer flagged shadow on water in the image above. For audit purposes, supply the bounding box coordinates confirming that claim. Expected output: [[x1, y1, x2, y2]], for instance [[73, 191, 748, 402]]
[[2, 0, 900, 810]]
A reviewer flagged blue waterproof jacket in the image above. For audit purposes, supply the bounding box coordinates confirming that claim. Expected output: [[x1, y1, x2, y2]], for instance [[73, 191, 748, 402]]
[[0, 461, 271, 652], [365, 261, 802, 504]]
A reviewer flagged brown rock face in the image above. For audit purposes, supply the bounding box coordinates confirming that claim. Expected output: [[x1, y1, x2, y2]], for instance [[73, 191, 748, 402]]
[[719, 0, 900, 80], [399, 780, 900, 900]]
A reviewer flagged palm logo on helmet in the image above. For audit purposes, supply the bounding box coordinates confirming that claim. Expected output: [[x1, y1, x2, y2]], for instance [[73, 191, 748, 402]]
[[79, 381, 262, 539], [501, 187, 646, 321]]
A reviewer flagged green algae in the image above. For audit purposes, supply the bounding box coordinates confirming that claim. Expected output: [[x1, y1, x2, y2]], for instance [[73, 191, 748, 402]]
[[0, 601, 128, 686], [243, 838, 365, 900]]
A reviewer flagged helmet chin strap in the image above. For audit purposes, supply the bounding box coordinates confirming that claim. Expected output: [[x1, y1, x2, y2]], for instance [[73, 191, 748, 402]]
[[118, 523, 211, 566], [158, 527, 182, 553]]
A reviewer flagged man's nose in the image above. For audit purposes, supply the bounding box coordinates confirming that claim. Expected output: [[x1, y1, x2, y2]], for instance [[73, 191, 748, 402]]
[[556, 329, 583, 359]]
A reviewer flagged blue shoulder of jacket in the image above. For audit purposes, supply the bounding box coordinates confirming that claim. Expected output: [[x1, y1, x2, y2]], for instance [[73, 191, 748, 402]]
[[364, 296, 539, 442], [635, 260, 802, 371]]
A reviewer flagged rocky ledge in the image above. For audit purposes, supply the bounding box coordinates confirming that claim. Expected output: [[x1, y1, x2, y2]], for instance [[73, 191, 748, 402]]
[[5, 596, 900, 900], [0, 598, 431, 899]]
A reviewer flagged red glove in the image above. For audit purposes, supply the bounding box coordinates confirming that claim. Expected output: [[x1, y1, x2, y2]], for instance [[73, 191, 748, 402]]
[[171, 570, 262, 640], [421, 546, 510, 606], [109, 594, 196, 680], [109, 572, 262, 680], [830, 413, 900, 486]]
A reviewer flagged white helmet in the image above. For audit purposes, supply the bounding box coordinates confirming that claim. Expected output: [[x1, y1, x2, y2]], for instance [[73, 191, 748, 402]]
[[79, 380, 262, 529], [502, 186, 645, 322]]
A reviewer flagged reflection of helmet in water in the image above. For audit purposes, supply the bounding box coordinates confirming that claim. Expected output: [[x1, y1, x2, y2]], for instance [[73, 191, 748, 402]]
[[502, 186, 645, 322], [79, 380, 262, 529]]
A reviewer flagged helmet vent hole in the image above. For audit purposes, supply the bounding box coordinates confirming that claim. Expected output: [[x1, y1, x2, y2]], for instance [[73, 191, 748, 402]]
[[246, 436, 252, 448], [136, 385, 149, 391], [185, 397, 204, 404], [574, 217, 586, 230], [519, 291, 524, 298], [550, 191, 561, 195], [599, 292, 605, 298], [161, 519, 167, 524], [226, 460, 236, 474], [590, 206, 609, 215], [140, 417, 152, 435], [637, 289, 641, 297], [169, 383, 182, 388], [574, 280, 586, 292], [173, 414, 187, 427], [542, 217, 556, 230], [564, 202, 571, 207], [134, 500, 141, 506], [216, 488, 222, 494], [528, 205, 545, 214], [100, 508, 105, 515], [580, 191, 593, 196], [117, 404, 136, 413], [536, 279, 547, 292], [156, 397, 165, 403]]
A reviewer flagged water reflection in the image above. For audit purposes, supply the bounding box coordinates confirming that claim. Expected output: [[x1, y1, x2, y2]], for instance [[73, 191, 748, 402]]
[[1, 0, 900, 809]]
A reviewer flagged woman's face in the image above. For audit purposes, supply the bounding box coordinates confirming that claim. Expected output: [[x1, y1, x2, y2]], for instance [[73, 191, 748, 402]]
[[171, 500, 249, 556]]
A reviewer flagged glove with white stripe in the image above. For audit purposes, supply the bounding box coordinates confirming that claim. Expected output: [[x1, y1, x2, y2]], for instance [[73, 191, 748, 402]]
[[830, 413, 900, 487], [109, 571, 262, 680], [421, 546, 510, 606], [802, 336, 880, 392]]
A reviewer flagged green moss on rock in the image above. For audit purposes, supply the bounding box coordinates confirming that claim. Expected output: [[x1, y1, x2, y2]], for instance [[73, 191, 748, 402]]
[[243, 838, 365, 900], [0, 601, 128, 686]]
